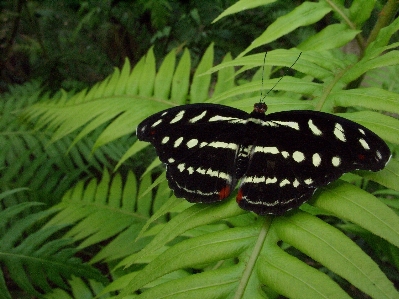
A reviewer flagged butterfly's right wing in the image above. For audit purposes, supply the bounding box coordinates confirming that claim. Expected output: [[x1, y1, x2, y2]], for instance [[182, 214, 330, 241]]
[[237, 110, 391, 215], [137, 104, 249, 203]]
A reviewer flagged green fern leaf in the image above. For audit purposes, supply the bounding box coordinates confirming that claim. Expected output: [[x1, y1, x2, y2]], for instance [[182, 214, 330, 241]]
[[0, 198, 105, 297], [44, 170, 166, 263]]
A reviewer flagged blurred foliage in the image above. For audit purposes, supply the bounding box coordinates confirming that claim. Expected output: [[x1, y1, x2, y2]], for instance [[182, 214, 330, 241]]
[[0, 0, 316, 93]]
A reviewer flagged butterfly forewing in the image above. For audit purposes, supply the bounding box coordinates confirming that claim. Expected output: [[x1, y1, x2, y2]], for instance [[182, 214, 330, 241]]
[[271, 111, 389, 170], [137, 103, 391, 215]]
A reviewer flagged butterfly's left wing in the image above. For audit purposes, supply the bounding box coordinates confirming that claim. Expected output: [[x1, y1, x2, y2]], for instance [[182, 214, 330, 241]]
[[237, 110, 391, 215], [137, 104, 249, 203]]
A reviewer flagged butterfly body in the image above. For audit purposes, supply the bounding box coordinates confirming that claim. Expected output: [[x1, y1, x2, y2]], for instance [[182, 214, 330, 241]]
[[137, 103, 390, 215]]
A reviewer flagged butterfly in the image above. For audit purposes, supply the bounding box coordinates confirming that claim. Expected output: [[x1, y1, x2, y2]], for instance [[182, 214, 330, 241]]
[[136, 101, 390, 215]]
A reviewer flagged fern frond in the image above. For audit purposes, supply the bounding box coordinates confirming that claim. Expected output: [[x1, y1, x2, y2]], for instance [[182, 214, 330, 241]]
[[0, 195, 105, 297], [111, 181, 399, 298], [43, 276, 110, 299], [44, 169, 167, 263], [0, 82, 124, 206]]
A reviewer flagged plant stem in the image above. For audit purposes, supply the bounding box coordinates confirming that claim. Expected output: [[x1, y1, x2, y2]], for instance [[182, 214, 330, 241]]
[[366, 0, 399, 47]]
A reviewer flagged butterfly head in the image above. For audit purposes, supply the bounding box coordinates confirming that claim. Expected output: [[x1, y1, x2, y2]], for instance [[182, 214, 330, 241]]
[[252, 102, 267, 116]]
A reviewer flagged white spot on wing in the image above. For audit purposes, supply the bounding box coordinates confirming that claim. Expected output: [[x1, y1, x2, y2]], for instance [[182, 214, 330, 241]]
[[197, 168, 205, 174], [273, 121, 300, 130], [209, 115, 242, 122], [243, 176, 265, 183], [174, 137, 184, 147], [358, 128, 365, 135], [281, 151, 290, 158], [189, 111, 207, 123], [332, 156, 341, 167], [376, 150, 382, 160], [254, 146, 279, 154], [187, 167, 194, 174], [168, 158, 175, 163], [152, 119, 162, 127], [196, 167, 231, 182], [207, 141, 238, 150], [279, 179, 290, 187], [359, 138, 370, 150], [308, 119, 322, 135], [253, 176, 265, 183], [177, 163, 185, 172], [244, 198, 279, 206], [304, 178, 313, 185], [170, 110, 185, 124], [334, 123, 346, 142], [162, 136, 170, 144], [312, 153, 321, 167], [293, 179, 300, 188], [174, 181, 216, 197], [266, 177, 278, 184], [293, 151, 305, 163], [247, 118, 274, 127], [186, 139, 198, 148]]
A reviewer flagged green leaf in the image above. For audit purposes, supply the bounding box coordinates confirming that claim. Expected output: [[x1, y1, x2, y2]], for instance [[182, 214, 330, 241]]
[[298, 24, 360, 51], [119, 207, 399, 298], [123, 226, 259, 293], [340, 111, 399, 146], [314, 181, 399, 249], [330, 87, 399, 114], [119, 198, 245, 268], [0, 203, 105, 297], [210, 77, 319, 105], [273, 212, 399, 299], [190, 43, 213, 103], [344, 51, 399, 83], [0, 268, 12, 299], [154, 49, 176, 100], [212, 0, 277, 23], [45, 170, 147, 255], [239, 1, 332, 57], [258, 243, 352, 299], [213, 53, 235, 96], [126, 54, 145, 95], [44, 277, 110, 299], [139, 48, 156, 97], [365, 15, 399, 57], [349, 0, 376, 26], [361, 159, 399, 192], [135, 266, 242, 299], [208, 49, 333, 80], [171, 49, 191, 104]]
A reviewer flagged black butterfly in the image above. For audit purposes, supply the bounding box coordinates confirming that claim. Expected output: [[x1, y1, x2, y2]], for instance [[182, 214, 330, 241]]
[[136, 102, 390, 215]]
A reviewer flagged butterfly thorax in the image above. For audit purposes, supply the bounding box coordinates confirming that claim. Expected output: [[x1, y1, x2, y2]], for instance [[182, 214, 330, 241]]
[[234, 107, 267, 179]]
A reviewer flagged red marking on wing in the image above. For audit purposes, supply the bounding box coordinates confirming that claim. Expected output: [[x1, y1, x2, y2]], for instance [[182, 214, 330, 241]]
[[358, 154, 366, 160], [236, 189, 243, 203], [218, 186, 231, 200]]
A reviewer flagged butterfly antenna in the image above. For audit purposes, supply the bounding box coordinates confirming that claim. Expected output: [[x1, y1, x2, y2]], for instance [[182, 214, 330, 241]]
[[260, 52, 302, 102], [259, 53, 267, 103]]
